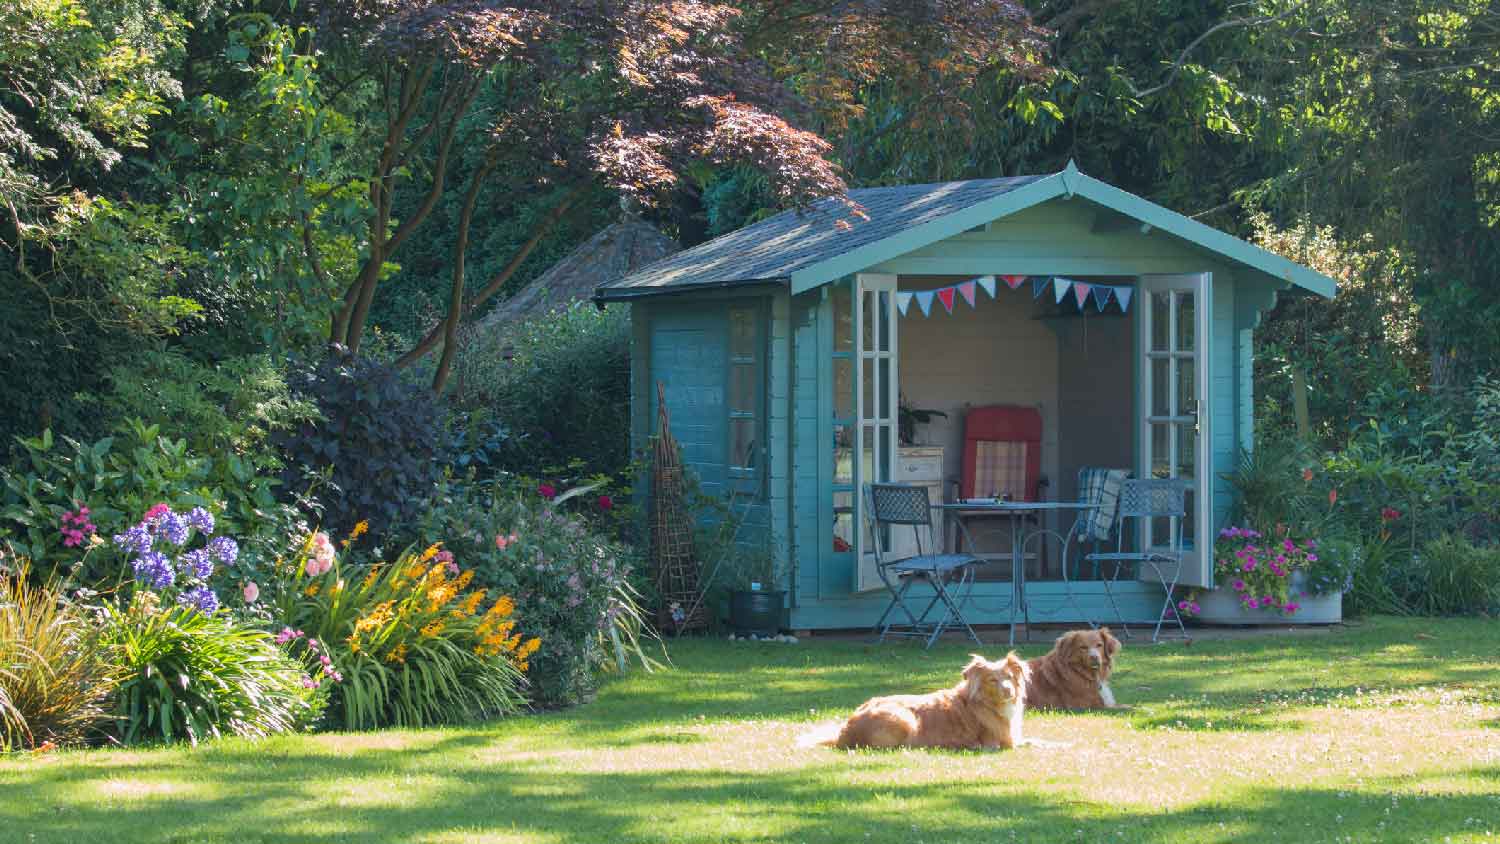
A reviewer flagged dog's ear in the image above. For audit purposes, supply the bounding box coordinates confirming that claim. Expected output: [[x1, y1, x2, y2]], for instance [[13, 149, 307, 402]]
[[1102, 628, 1121, 655], [1001, 651, 1025, 677]]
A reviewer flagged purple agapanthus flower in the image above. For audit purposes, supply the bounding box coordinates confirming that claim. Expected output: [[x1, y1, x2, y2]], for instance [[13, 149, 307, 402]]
[[132, 551, 175, 589], [178, 586, 220, 615], [157, 511, 190, 546], [113, 523, 154, 555], [207, 536, 239, 565], [186, 507, 215, 536], [181, 548, 214, 580]]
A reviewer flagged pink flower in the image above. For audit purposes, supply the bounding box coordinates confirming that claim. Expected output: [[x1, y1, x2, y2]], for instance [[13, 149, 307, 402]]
[[1245, 597, 1259, 609], [1285, 602, 1300, 613], [538, 483, 557, 500], [496, 533, 519, 550], [1178, 600, 1190, 611], [1381, 506, 1401, 522], [1231, 579, 1246, 591], [305, 531, 336, 576], [597, 494, 614, 511], [1282, 539, 1296, 553], [1189, 602, 1201, 614], [243, 581, 260, 603], [1306, 554, 1319, 562], [143, 503, 171, 521], [1241, 560, 1256, 572], [1329, 488, 1338, 506], [1302, 468, 1314, 482]]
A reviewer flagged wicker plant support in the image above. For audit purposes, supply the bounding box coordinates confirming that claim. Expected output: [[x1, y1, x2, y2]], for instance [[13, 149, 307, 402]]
[[650, 381, 709, 633]]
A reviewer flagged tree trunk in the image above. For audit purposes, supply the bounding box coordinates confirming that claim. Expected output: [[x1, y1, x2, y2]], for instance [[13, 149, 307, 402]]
[[430, 160, 497, 393]]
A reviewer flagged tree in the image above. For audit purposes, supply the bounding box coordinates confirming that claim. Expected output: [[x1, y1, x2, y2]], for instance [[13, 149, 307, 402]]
[[294, 0, 1050, 391]]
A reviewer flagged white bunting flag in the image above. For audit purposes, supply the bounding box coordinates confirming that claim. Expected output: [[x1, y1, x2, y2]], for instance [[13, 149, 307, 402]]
[[977, 275, 997, 298], [915, 290, 936, 316], [1053, 277, 1073, 304], [895, 291, 914, 316]]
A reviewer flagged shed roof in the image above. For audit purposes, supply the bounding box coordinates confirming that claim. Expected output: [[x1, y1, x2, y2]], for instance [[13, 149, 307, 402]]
[[595, 162, 1337, 301]]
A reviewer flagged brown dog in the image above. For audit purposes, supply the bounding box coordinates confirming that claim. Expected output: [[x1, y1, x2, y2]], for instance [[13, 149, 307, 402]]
[[1023, 628, 1122, 710], [816, 653, 1027, 750]]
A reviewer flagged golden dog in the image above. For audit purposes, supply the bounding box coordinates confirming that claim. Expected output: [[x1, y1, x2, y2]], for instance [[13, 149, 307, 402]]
[[1023, 627, 1122, 710], [813, 653, 1027, 750]]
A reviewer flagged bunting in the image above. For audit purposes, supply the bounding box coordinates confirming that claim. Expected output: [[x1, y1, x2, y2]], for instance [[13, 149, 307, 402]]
[[889, 276, 1135, 319], [915, 290, 935, 316], [958, 280, 977, 307], [895, 291, 914, 316]]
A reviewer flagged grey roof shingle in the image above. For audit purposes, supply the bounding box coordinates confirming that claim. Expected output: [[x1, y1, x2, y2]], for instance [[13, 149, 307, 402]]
[[595, 174, 1047, 299]]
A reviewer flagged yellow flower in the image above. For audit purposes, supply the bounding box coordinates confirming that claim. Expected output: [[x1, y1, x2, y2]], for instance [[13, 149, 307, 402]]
[[489, 595, 515, 620], [361, 566, 381, 590], [355, 600, 396, 634], [520, 637, 541, 658], [343, 519, 369, 548], [347, 636, 362, 654], [458, 589, 486, 616], [304, 583, 321, 597], [421, 543, 441, 562], [385, 643, 408, 664], [420, 619, 445, 638], [453, 570, 474, 590]]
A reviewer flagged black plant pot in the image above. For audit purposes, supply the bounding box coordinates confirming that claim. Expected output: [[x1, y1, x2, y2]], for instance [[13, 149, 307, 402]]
[[729, 590, 784, 637]]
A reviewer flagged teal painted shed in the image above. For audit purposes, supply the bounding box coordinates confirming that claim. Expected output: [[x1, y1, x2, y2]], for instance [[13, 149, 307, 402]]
[[595, 163, 1336, 631]]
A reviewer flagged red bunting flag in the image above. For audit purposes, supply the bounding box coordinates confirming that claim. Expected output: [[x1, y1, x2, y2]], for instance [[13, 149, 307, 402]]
[[1073, 282, 1092, 308], [1000, 274, 1027, 290], [937, 286, 956, 313]]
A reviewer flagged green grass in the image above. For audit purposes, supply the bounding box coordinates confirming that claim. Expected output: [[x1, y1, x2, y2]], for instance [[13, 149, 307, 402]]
[[3, 617, 1499, 843]]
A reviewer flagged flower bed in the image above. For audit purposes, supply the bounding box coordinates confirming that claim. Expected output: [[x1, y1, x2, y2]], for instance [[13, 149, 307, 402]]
[[1182, 526, 1346, 625]]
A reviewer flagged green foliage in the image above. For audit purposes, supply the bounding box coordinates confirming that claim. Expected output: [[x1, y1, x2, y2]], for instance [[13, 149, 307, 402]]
[[1394, 535, 1500, 618], [0, 423, 279, 586], [0, 566, 120, 750], [446, 303, 631, 482], [89, 349, 314, 464], [411, 477, 648, 707], [268, 541, 531, 729], [276, 354, 450, 537], [101, 595, 314, 745]]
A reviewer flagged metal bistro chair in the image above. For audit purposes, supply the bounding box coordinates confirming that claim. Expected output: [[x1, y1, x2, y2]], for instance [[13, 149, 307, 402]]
[[1083, 478, 1191, 642], [866, 483, 982, 648]]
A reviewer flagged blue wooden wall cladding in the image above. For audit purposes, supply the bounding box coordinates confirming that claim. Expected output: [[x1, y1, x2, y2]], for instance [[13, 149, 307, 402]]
[[648, 306, 728, 500]]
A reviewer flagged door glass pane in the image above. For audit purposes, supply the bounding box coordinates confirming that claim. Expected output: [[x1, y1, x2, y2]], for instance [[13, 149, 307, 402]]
[[833, 283, 852, 352], [729, 308, 755, 358], [1176, 290, 1195, 351], [1150, 424, 1170, 478], [834, 358, 853, 419], [878, 424, 894, 482], [833, 427, 853, 483], [877, 357, 892, 421], [729, 418, 756, 470], [1177, 423, 1196, 479], [861, 291, 875, 352], [1151, 358, 1170, 416], [1176, 357, 1195, 418], [1182, 488, 1196, 547], [877, 291, 891, 352], [862, 357, 874, 417], [834, 494, 854, 551], [861, 423, 876, 484], [1151, 291, 1170, 351], [729, 364, 756, 415]]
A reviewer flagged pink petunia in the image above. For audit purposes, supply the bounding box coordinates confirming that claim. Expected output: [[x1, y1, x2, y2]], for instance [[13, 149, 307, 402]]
[[243, 581, 260, 603], [538, 483, 557, 500], [1232, 579, 1246, 591]]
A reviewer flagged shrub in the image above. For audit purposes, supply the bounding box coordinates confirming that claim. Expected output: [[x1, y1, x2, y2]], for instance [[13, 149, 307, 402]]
[[0, 566, 120, 750], [0, 422, 279, 587], [277, 352, 449, 537], [101, 594, 315, 745], [446, 303, 630, 481], [1386, 535, 1500, 617], [270, 538, 535, 729], [413, 477, 650, 707]]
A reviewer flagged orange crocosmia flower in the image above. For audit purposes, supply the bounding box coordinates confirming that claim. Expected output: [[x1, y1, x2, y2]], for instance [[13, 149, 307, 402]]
[[421, 543, 442, 562]]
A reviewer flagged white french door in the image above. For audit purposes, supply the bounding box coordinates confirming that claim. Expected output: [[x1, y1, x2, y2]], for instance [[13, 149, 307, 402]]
[[1137, 274, 1213, 587], [853, 273, 899, 593]]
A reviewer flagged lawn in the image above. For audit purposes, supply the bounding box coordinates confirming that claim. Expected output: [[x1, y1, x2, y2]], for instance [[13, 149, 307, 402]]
[[3, 617, 1499, 844]]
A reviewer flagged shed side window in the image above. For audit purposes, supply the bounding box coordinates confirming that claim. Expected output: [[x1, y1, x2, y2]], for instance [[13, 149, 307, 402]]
[[727, 304, 765, 498]]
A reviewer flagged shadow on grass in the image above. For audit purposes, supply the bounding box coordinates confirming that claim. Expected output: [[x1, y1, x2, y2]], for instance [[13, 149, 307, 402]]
[[6, 740, 1499, 844]]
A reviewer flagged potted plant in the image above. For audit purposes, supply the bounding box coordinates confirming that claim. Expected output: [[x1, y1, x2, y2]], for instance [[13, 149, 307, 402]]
[[723, 543, 785, 637], [898, 396, 947, 446], [1182, 526, 1348, 624]]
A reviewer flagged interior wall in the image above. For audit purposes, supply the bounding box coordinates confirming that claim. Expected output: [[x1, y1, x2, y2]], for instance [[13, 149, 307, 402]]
[[1056, 314, 1135, 498], [896, 277, 1060, 493]]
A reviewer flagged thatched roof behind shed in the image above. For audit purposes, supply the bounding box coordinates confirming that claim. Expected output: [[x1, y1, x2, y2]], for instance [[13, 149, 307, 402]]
[[480, 213, 679, 330]]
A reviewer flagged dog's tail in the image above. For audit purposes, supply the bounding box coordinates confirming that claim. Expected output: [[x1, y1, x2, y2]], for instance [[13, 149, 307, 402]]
[[795, 721, 844, 749]]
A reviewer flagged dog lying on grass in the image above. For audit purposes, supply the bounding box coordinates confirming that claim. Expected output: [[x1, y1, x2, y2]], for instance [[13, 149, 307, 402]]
[[805, 652, 1027, 750], [1023, 628, 1122, 710]]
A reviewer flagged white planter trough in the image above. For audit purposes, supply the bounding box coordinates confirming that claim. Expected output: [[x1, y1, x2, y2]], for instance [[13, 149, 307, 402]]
[[1194, 570, 1343, 626]]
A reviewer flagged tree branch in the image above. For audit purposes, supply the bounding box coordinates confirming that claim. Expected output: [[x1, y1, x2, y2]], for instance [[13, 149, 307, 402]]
[[429, 158, 498, 393], [1123, 5, 1305, 99]]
